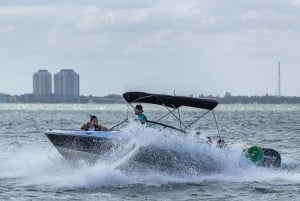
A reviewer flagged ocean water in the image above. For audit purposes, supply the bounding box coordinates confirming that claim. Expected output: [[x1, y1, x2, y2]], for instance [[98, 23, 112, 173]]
[[0, 103, 300, 201]]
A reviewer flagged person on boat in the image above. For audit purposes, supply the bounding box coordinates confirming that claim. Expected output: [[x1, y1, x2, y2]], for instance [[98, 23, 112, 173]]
[[81, 115, 108, 131], [134, 104, 147, 123]]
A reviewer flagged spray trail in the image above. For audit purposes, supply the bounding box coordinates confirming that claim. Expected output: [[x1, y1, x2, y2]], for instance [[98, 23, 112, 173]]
[[0, 122, 300, 189]]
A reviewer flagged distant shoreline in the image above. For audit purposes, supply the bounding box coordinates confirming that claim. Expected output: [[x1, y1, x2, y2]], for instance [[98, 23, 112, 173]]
[[1, 93, 300, 104]]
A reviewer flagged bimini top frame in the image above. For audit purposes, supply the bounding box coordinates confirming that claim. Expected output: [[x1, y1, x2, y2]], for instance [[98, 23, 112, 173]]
[[123, 92, 218, 110], [122, 92, 222, 140]]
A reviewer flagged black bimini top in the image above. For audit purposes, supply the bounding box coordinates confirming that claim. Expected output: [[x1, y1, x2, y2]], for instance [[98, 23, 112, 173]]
[[123, 92, 218, 110]]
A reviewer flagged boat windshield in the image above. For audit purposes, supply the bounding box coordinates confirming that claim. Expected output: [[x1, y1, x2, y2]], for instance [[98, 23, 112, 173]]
[[109, 118, 186, 133]]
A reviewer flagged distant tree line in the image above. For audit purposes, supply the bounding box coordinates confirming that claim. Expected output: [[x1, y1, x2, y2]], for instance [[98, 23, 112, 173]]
[[218, 95, 300, 104], [199, 92, 300, 104], [0, 93, 125, 103], [0, 92, 300, 104]]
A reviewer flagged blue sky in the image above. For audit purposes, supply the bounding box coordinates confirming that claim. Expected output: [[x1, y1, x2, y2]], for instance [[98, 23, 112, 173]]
[[0, 0, 299, 96]]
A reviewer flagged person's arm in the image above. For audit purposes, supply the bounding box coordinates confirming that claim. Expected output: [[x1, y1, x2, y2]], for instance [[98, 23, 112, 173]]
[[100, 126, 109, 131], [81, 123, 88, 131], [96, 124, 108, 131]]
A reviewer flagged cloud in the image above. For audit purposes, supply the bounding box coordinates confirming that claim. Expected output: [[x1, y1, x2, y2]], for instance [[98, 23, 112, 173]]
[[0, 0, 300, 96], [0, 24, 14, 33], [0, 5, 57, 16], [74, 1, 216, 34], [241, 11, 260, 21], [76, 8, 148, 32], [292, 0, 300, 6]]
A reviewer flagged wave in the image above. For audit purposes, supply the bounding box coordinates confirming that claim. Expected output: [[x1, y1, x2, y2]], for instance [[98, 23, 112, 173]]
[[1, 122, 300, 189]]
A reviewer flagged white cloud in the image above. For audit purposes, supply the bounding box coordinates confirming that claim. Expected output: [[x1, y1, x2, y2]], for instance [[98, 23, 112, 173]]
[[77, 8, 148, 32], [0, 24, 14, 33], [292, 0, 300, 6], [0, 5, 56, 16], [241, 11, 260, 21]]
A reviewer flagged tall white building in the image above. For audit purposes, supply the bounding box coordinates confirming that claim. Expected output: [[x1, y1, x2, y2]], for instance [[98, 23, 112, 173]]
[[33, 70, 52, 95], [54, 69, 80, 98]]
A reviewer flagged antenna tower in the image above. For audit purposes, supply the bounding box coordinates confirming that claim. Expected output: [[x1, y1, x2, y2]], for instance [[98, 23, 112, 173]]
[[278, 61, 281, 96]]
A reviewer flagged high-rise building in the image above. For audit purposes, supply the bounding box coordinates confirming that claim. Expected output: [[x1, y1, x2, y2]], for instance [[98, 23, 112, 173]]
[[33, 69, 52, 95], [54, 69, 80, 98]]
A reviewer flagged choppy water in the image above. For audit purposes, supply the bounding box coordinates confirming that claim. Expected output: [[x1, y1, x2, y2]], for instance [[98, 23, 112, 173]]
[[0, 104, 300, 200]]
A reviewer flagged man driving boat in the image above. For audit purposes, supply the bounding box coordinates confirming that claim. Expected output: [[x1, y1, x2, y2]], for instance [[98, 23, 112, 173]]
[[135, 105, 147, 123]]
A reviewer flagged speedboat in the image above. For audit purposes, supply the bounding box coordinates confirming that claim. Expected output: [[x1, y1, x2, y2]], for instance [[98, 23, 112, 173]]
[[45, 91, 281, 168]]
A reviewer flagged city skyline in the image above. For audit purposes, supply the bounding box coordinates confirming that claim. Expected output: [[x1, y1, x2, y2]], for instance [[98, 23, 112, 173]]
[[33, 69, 80, 98], [0, 1, 300, 97]]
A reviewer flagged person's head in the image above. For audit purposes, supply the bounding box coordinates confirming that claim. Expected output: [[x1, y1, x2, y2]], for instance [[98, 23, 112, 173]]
[[134, 105, 143, 115], [89, 115, 98, 127]]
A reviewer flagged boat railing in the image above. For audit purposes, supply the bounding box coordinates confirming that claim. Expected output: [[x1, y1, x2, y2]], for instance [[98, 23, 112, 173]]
[[109, 118, 129, 130], [146, 120, 186, 133]]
